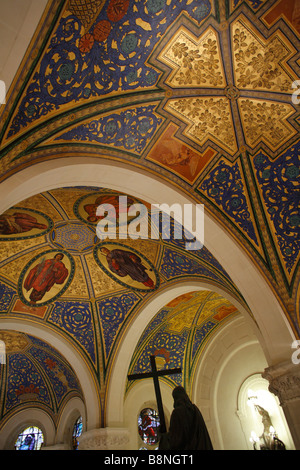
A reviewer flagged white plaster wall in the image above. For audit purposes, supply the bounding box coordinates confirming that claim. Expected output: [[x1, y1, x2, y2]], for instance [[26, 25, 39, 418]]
[[56, 396, 86, 449], [0, 0, 48, 90], [193, 316, 270, 449], [0, 158, 297, 445]]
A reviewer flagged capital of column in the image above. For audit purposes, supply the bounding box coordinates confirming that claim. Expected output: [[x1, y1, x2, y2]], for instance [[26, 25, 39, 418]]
[[262, 361, 300, 406], [78, 427, 130, 450]]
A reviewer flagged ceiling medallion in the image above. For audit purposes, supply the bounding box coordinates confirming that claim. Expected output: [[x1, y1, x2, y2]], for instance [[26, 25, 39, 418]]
[[50, 221, 97, 253], [224, 85, 240, 100]]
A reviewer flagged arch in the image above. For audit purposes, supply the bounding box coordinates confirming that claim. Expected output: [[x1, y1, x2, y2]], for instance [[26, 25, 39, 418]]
[[57, 397, 86, 449], [192, 315, 269, 449], [0, 157, 295, 370], [0, 319, 100, 430], [0, 408, 54, 450], [124, 377, 172, 450], [106, 278, 261, 427]]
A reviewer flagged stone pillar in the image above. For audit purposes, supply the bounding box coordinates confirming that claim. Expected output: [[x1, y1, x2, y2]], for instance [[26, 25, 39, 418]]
[[263, 361, 300, 449], [78, 427, 130, 450]]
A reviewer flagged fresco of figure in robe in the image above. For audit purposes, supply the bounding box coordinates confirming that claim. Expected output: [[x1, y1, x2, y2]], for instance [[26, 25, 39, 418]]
[[19, 251, 74, 306], [94, 243, 159, 292]]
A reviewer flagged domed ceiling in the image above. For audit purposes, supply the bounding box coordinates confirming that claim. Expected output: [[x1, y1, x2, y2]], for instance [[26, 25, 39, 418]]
[[0, 187, 243, 425], [0, 330, 83, 427], [0, 0, 299, 427]]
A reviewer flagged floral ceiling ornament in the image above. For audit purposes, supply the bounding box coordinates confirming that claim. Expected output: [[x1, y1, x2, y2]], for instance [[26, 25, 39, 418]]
[[160, 26, 226, 88], [159, 15, 299, 157], [238, 99, 296, 151], [165, 96, 238, 155], [232, 17, 297, 93]]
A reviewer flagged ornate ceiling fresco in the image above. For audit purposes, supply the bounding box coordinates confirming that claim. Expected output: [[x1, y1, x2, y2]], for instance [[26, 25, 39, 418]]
[[128, 289, 239, 392], [0, 0, 299, 428], [0, 330, 83, 428], [0, 187, 242, 426]]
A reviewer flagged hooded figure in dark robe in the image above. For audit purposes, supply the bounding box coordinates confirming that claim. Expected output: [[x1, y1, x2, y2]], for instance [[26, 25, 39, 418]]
[[159, 386, 213, 450]]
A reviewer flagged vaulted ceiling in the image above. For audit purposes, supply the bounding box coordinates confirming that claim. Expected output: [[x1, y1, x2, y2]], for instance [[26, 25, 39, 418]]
[[0, 0, 299, 429]]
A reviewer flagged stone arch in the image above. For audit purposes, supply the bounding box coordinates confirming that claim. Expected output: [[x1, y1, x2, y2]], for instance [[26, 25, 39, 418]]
[[57, 397, 86, 449], [0, 408, 54, 450], [106, 278, 261, 427]]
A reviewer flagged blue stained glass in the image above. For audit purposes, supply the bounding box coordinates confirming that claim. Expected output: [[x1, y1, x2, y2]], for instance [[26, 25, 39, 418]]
[[72, 416, 83, 450]]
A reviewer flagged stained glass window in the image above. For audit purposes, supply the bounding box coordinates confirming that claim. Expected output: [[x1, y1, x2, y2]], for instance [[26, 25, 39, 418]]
[[72, 416, 83, 450], [138, 408, 160, 446], [15, 426, 44, 450]]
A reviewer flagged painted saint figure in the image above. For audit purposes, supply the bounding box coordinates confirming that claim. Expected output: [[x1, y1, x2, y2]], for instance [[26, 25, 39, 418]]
[[0, 212, 47, 235], [24, 253, 69, 304], [100, 246, 154, 288], [84, 195, 134, 223]]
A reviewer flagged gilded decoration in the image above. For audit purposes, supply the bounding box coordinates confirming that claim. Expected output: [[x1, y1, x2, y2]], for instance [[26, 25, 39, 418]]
[[165, 96, 238, 155], [0, 331, 29, 353], [238, 99, 296, 151], [158, 26, 226, 88], [232, 16, 297, 93], [160, 16, 299, 158]]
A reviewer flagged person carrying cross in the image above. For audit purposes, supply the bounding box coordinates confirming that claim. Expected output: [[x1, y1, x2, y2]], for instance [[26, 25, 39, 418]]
[[159, 386, 213, 450]]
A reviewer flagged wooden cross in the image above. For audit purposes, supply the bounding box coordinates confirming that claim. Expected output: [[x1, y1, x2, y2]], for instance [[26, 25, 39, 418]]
[[127, 355, 181, 433]]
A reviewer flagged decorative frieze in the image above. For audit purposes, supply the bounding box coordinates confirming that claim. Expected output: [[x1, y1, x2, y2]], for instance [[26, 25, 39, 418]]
[[78, 428, 130, 450], [263, 361, 300, 406]]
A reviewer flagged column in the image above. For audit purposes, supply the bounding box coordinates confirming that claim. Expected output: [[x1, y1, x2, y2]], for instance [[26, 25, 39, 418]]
[[263, 361, 300, 449]]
